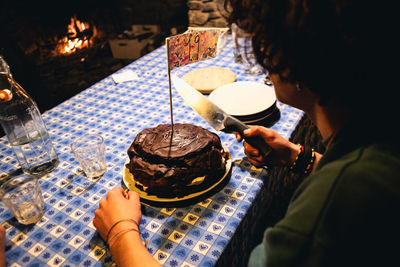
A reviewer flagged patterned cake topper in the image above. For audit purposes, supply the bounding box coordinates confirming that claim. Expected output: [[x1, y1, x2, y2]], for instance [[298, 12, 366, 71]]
[[166, 27, 228, 71]]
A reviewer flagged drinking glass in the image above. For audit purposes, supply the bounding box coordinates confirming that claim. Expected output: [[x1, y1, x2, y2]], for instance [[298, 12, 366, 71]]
[[71, 134, 107, 179], [0, 174, 45, 224], [232, 23, 264, 75]]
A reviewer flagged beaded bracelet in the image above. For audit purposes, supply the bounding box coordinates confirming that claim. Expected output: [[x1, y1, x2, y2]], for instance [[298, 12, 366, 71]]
[[304, 148, 316, 175], [290, 144, 304, 170], [290, 144, 315, 175]]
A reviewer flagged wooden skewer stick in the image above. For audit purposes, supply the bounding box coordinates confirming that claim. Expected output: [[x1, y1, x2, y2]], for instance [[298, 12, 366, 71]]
[[166, 38, 174, 157], [166, 38, 174, 132]]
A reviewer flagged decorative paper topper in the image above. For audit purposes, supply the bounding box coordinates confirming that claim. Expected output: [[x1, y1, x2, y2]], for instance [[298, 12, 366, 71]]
[[166, 27, 229, 71], [165, 27, 228, 131]]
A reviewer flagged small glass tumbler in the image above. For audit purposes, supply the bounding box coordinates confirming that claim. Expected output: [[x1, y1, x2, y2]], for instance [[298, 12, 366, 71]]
[[0, 174, 45, 224], [232, 23, 264, 75], [71, 134, 107, 179]]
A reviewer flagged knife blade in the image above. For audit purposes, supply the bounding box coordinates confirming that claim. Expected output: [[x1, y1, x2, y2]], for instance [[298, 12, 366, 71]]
[[171, 75, 272, 159]]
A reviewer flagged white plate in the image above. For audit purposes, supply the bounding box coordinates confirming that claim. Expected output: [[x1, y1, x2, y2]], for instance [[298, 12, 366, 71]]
[[209, 81, 276, 116]]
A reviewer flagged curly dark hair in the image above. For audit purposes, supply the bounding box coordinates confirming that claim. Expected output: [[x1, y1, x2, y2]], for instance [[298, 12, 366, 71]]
[[225, 0, 390, 108]]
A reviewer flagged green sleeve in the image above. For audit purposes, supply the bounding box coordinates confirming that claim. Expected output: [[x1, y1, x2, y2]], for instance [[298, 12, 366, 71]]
[[248, 145, 400, 267], [248, 226, 313, 267]]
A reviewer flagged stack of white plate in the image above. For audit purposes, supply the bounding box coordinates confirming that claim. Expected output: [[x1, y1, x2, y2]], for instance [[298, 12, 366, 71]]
[[209, 81, 280, 127]]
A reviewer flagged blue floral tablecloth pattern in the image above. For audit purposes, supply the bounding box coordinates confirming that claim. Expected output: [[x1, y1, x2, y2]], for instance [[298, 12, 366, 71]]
[[0, 37, 303, 267]]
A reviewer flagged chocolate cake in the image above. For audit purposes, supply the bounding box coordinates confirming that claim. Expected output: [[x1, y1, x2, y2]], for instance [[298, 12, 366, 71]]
[[127, 123, 227, 198]]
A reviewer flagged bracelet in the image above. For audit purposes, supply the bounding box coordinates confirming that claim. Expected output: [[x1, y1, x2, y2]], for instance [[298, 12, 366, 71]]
[[290, 144, 304, 170], [108, 228, 140, 248], [105, 219, 139, 245], [304, 149, 316, 175], [290, 144, 315, 175]]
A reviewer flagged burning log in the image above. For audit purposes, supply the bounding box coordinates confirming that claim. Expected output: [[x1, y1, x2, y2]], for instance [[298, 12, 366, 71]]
[[53, 16, 97, 56]]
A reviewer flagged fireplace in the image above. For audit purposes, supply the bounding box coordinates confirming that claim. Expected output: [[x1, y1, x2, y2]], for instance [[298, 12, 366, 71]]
[[0, 0, 189, 113]]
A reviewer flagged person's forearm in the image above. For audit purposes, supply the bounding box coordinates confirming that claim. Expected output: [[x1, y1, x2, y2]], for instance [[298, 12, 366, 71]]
[[0, 251, 5, 267], [0, 226, 5, 267], [110, 231, 161, 267]]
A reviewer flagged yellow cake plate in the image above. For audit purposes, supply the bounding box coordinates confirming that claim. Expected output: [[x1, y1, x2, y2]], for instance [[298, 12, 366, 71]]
[[121, 146, 232, 207]]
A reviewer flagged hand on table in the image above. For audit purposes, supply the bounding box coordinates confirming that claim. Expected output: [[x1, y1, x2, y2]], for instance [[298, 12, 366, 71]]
[[236, 125, 299, 168], [93, 187, 160, 267], [93, 187, 141, 242]]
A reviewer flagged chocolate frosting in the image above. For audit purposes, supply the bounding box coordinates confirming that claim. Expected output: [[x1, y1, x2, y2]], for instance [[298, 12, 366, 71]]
[[128, 124, 223, 161], [127, 123, 226, 197]]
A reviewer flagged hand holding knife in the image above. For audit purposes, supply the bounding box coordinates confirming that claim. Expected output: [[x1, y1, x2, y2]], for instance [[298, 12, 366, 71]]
[[171, 75, 272, 159]]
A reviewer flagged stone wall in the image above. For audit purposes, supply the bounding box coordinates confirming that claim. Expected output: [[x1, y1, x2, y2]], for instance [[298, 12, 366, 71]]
[[187, 0, 229, 27], [117, 0, 189, 33]]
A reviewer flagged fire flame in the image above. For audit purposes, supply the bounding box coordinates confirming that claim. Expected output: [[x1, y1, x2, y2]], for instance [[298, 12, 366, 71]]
[[54, 16, 97, 55]]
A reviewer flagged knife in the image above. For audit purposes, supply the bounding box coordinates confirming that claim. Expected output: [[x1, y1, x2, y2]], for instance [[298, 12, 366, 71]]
[[171, 75, 272, 159]]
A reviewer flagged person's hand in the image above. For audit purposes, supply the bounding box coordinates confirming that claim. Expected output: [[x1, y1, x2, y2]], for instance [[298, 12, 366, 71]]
[[93, 188, 161, 267], [236, 125, 299, 167], [0, 225, 6, 267], [93, 187, 142, 243]]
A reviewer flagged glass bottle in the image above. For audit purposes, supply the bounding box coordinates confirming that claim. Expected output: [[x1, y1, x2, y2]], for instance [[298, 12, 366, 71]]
[[0, 55, 58, 176]]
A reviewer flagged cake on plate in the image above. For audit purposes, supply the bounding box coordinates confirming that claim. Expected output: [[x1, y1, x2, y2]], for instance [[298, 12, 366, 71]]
[[126, 123, 227, 198]]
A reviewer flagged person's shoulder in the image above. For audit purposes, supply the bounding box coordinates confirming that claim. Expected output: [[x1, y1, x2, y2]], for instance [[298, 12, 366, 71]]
[[282, 143, 400, 231], [318, 144, 400, 264], [312, 143, 400, 201], [335, 143, 400, 193]]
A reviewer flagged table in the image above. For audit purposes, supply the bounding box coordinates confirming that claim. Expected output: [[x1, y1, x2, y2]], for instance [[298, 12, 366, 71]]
[[0, 36, 303, 267]]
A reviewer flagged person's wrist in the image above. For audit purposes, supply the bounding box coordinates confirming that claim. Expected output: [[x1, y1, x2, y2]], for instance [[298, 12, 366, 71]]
[[288, 143, 302, 166], [107, 219, 140, 249], [110, 221, 139, 236], [106, 219, 140, 245], [288, 144, 316, 176], [108, 223, 142, 255], [108, 228, 141, 257]]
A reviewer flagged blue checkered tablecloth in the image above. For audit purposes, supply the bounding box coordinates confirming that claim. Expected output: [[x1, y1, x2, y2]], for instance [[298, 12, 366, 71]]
[[0, 36, 303, 267]]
